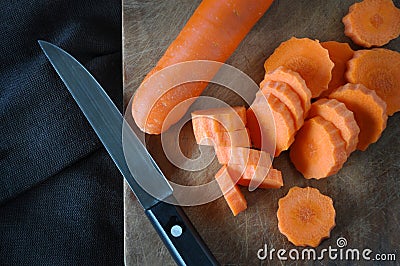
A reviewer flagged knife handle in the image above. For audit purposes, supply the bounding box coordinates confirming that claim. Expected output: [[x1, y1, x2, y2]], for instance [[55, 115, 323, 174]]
[[145, 201, 219, 266]]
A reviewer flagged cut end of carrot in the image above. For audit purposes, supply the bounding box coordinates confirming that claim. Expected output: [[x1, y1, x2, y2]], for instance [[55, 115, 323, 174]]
[[215, 146, 272, 168], [277, 187, 336, 247]]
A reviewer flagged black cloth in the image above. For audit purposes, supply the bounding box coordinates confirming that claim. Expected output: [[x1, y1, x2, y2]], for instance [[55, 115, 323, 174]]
[[0, 0, 123, 264]]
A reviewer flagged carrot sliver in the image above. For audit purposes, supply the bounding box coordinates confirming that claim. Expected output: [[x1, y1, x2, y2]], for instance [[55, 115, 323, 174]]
[[227, 164, 283, 189], [308, 98, 360, 155], [277, 187, 336, 247], [345, 48, 400, 116], [319, 41, 354, 97], [264, 37, 334, 98], [329, 83, 388, 151], [195, 128, 250, 147], [215, 166, 247, 216], [342, 0, 400, 48], [262, 66, 312, 116], [215, 146, 272, 167], [250, 92, 296, 157], [191, 106, 247, 132], [261, 80, 304, 130], [289, 116, 347, 179]]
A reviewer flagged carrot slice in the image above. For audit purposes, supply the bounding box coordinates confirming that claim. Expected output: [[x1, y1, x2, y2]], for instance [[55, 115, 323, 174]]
[[308, 98, 360, 155], [227, 165, 283, 189], [289, 116, 347, 179], [263, 37, 334, 98], [261, 80, 304, 130], [132, 0, 274, 134], [342, 0, 400, 47], [215, 166, 247, 216], [319, 41, 355, 97], [249, 92, 296, 157], [191, 106, 247, 133], [195, 128, 250, 147], [215, 146, 272, 167], [277, 187, 336, 247], [329, 83, 388, 151], [262, 66, 312, 116], [346, 48, 400, 115]]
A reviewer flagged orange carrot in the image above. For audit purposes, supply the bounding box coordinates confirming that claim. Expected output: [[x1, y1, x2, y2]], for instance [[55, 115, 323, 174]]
[[263, 37, 334, 98], [261, 80, 304, 130], [329, 83, 388, 151], [342, 0, 400, 48], [195, 128, 250, 147], [289, 116, 347, 179], [215, 165, 247, 216], [227, 164, 283, 189], [215, 146, 272, 167], [277, 187, 336, 247], [319, 41, 354, 97], [308, 98, 360, 155], [345, 48, 400, 115], [191, 106, 247, 133], [249, 91, 296, 157], [132, 0, 275, 134], [262, 66, 312, 116]]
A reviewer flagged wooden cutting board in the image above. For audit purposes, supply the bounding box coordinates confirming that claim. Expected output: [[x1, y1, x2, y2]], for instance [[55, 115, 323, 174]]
[[123, 1, 400, 264]]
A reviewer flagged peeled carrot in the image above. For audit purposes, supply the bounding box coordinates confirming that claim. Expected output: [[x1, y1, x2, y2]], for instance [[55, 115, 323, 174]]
[[262, 66, 312, 116], [289, 116, 347, 179], [346, 48, 400, 116], [264, 37, 334, 98], [132, 0, 274, 134], [308, 98, 360, 155], [329, 83, 388, 151], [342, 0, 400, 48], [191, 106, 247, 133], [215, 146, 272, 168], [261, 80, 304, 130], [195, 128, 250, 147], [319, 41, 354, 97], [215, 165, 247, 216], [277, 187, 336, 247], [249, 91, 296, 157], [227, 164, 283, 189]]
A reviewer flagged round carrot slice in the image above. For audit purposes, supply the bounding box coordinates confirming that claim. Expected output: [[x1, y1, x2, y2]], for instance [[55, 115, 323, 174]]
[[251, 92, 296, 157], [346, 48, 400, 115], [329, 83, 388, 151], [320, 41, 354, 98], [262, 66, 312, 116], [289, 116, 347, 179], [342, 0, 400, 47], [308, 98, 360, 155], [277, 187, 336, 247], [264, 37, 334, 98], [261, 80, 304, 130]]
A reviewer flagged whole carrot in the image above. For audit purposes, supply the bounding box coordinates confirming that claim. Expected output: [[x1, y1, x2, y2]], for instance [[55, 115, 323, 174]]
[[132, 0, 274, 134]]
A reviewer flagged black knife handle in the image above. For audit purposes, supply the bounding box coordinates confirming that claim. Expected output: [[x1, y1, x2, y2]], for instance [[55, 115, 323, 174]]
[[145, 201, 219, 266]]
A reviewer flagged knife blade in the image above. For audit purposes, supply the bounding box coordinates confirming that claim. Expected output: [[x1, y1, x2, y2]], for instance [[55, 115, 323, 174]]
[[38, 40, 219, 266]]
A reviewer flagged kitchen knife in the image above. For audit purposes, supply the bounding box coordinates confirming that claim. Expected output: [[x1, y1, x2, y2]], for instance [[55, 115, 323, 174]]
[[38, 40, 219, 266]]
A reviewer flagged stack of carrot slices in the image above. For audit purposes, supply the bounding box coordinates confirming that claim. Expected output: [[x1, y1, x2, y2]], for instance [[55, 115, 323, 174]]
[[191, 106, 283, 216]]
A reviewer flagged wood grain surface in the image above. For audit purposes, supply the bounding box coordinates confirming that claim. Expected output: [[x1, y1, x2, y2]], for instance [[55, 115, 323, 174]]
[[123, 1, 400, 265]]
